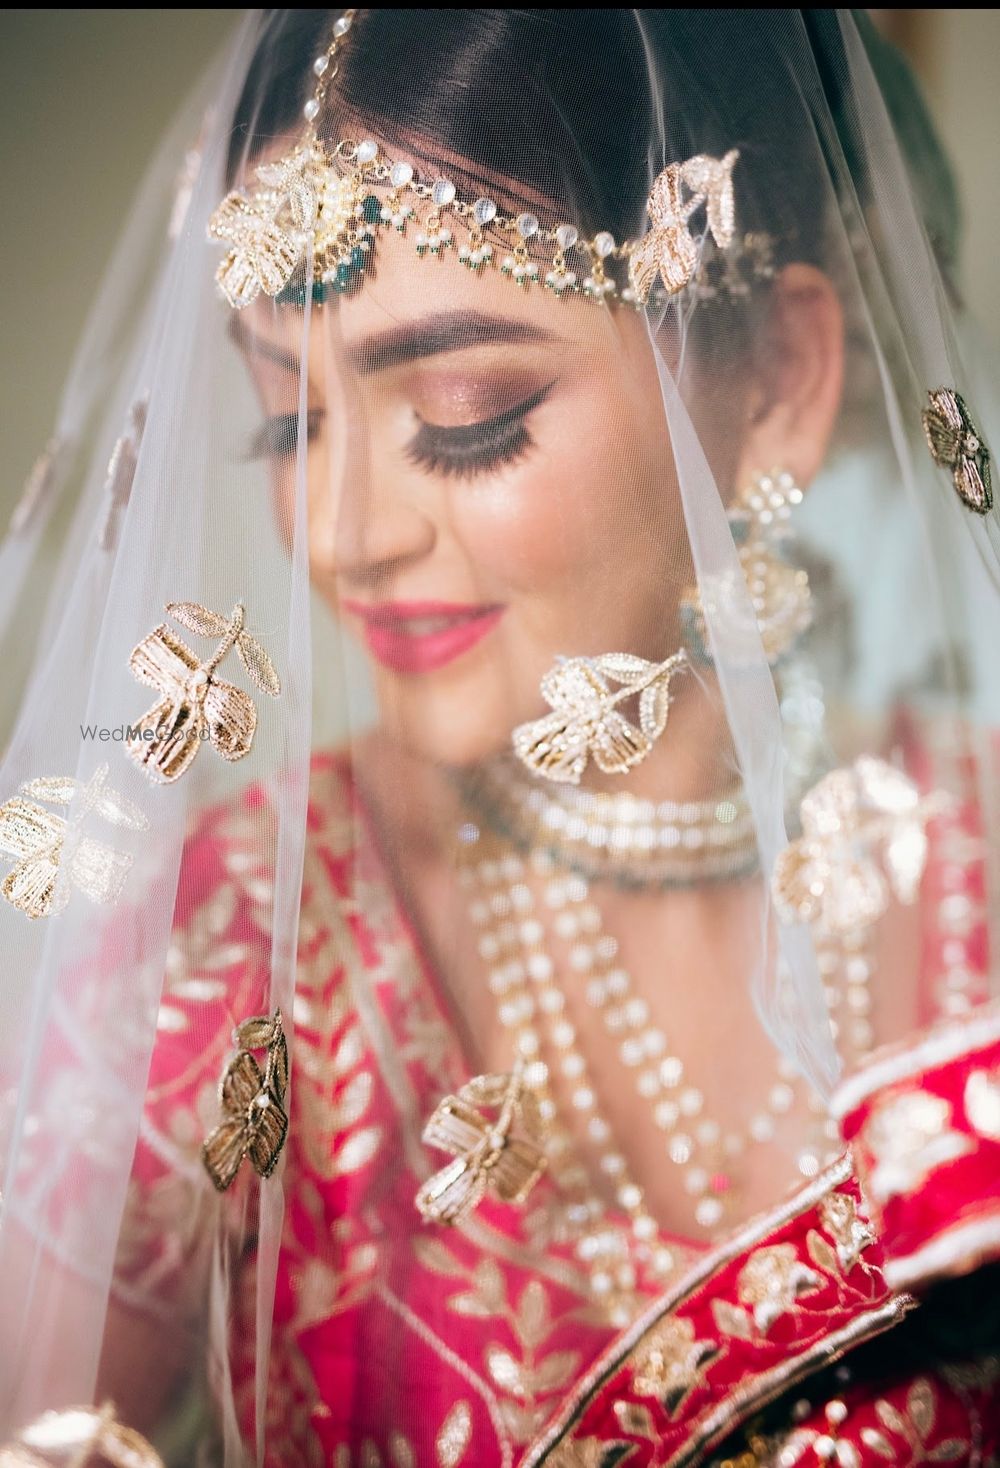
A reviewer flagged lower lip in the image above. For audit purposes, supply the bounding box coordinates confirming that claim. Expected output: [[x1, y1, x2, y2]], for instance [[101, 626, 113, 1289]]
[[360, 607, 505, 673]]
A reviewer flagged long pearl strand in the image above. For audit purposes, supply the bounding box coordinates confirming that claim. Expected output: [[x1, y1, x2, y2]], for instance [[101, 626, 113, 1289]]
[[457, 820, 872, 1312]]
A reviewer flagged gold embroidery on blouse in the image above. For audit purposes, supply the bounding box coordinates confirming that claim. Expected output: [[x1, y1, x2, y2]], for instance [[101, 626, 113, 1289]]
[[127, 601, 280, 784], [863, 1090, 974, 1204], [817, 1191, 877, 1274], [435, 1401, 472, 1468], [416, 1069, 547, 1224], [202, 1010, 289, 1190], [964, 1066, 1000, 1140], [736, 1244, 823, 1333], [631, 1316, 721, 1416]]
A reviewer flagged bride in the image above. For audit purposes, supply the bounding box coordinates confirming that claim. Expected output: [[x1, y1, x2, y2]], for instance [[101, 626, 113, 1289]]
[[0, 10, 997, 1466]]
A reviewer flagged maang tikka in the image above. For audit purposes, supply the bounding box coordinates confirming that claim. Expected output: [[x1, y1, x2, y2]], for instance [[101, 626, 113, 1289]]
[[512, 650, 688, 786]]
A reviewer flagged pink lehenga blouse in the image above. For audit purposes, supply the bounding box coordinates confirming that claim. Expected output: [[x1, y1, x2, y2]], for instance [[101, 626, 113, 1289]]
[[118, 741, 1000, 1467]]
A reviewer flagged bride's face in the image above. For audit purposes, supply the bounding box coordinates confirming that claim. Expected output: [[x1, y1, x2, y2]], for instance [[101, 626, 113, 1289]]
[[239, 196, 740, 769]]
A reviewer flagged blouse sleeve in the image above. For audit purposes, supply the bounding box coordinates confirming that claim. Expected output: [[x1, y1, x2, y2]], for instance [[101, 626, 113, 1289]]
[[832, 1003, 1000, 1295]]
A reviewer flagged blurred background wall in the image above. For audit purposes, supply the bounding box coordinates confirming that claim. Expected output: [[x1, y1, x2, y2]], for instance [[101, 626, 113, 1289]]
[[1, 8, 999, 510]]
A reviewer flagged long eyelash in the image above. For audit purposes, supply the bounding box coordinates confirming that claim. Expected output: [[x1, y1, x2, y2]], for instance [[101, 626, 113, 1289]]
[[244, 409, 323, 461], [405, 381, 555, 480]]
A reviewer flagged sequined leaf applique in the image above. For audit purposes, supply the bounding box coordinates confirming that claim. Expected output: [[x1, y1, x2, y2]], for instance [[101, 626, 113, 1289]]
[[629, 150, 739, 304], [921, 388, 992, 513], [127, 601, 280, 784], [772, 756, 947, 937], [202, 1009, 289, 1191], [416, 1070, 547, 1225], [512, 651, 688, 785], [0, 764, 147, 920], [0, 1403, 164, 1468]]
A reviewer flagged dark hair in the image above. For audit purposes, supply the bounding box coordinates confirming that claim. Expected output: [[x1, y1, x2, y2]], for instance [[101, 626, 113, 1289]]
[[225, 9, 873, 273]]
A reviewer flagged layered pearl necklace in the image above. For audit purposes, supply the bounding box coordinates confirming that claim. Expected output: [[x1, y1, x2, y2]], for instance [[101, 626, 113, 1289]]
[[455, 813, 874, 1319]]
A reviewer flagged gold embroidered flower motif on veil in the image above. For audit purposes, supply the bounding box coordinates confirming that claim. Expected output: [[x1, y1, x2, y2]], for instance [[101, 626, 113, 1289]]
[[202, 1010, 289, 1191], [209, 149, 319, 309], [629, 150, 740, 304], [0, 1403, 163, 1468], [772, 757, 948, 938], [921, 387, 992, 514], [127, 601, 280, 784], [512, 651, 688, 786], [416, 1070, 547, 1225], [0, 765, 147, 921]]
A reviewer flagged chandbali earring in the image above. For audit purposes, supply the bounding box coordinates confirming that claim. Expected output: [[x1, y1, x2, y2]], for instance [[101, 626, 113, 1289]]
[[511, 649, 688, 786], [679, 469, 811, 667]]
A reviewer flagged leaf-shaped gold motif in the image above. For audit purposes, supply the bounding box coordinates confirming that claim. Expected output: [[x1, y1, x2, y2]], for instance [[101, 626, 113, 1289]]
[[907, 1378, 936, 1442], [411, 1235, 463, 1276], [235, 1013, 279, 1050], [928, 1440, 970, 1462], [435, 1402, 472, 1468], [202, 1117, 250, 1192], [533, 1349, 580, 1395], [486, 1344, 529, 1399], [336, 1070, 374, 1130], [613, 1403, 657, 1441], [447, 1291, 497, 1319], [333, 1125, 383, 1176], [517, 1279, 551, 1351], [69, 835, 132, 906], [20, 776, 79, 806], [247, 1092, 288, 1178], [473, 1256, 508, 1314], [806, 1228, 839, 1276], [0, 797, 64, 860], [711, 1298, 753, 1339], [680, 150, 740, 248], [389, 1433, 416, 1468], [860, 1429, 897, 1460], [129, 624, 199, 694], [3, 852, 63, 920], [127, 698, 204, 784], [204, 679, 257, 761], [221, 1050, 264, 1116], [237, 629, 282, 697], [628, 231, 663, 305], [875, 1399, 909, 1440], [166, 600, 231, 637]]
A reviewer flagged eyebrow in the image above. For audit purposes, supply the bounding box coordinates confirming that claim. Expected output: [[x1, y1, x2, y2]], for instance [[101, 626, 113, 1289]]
[[228, 309, 559, 376]]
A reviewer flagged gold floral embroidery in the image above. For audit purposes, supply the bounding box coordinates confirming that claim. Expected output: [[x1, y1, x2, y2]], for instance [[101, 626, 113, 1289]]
[[817, 1191, 876, 1273], [0, 1404, 163, 1468], [0, 765, 147, 920], [964, 1065, 1000, 1140], [435, 1401, 472, 1467], [631, 1316, 721, 1416], [736, 1244, 823, 1333], [773, 757, 945, 937], [416, 1070, 547, 1224], [922, 387, 992, 514], [127, 601, 280, 784], [544, 1440, 638, 1468], [202, 1010, 289, 1190], [859, 1378, 968, 1465], [863, 1090, 974, 1204], [629, 151, 739, 303]]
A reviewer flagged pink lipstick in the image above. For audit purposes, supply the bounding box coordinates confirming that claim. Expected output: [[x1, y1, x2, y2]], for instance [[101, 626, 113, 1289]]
[[342, 599, 504, 674]]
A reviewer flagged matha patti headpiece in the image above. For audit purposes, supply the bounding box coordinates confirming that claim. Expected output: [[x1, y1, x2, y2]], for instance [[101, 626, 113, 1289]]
[[208, 11, 756, 312]]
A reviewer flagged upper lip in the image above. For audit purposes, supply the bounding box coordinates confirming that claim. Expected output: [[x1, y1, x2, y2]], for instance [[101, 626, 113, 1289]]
[[340, 599, 501, 624]]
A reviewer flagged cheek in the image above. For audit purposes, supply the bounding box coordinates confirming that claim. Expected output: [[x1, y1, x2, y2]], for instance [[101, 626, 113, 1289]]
[[448, 385, 677, 598]]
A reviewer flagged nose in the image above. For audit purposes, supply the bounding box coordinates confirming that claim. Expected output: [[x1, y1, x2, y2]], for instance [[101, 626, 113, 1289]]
[[333, 471, 438, 591]]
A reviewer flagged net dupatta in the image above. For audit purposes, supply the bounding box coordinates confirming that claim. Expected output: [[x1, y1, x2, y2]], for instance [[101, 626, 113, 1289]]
[[0, 9, 997, 1464]]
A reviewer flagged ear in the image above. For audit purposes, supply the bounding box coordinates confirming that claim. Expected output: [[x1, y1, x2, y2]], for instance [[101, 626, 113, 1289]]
[[735, 263, 845, 489]]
